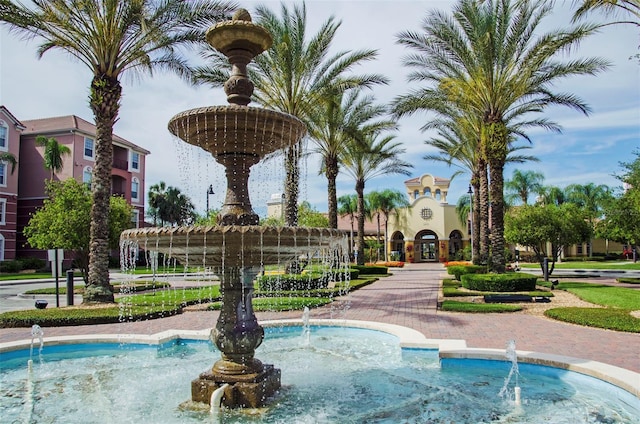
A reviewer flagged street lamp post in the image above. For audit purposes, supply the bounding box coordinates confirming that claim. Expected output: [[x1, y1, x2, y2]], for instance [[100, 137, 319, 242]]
[[468, 185, 474, 263], [206, 184, 215, 215]]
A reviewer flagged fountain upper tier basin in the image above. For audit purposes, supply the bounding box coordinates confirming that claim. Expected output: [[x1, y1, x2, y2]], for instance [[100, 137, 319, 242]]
[[168, 105, 307, 158], [120, 225, 347, 268]]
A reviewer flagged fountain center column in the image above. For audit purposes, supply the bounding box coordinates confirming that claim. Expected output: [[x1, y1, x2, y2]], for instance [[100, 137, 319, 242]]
[[216, 153, 261, 225]]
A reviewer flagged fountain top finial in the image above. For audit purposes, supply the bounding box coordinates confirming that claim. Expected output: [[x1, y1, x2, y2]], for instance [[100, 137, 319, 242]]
[[232, 8, 252, 22]]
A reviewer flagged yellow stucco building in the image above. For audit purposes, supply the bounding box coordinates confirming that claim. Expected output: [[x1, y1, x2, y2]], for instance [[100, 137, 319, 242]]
[[388, 174, 468, 263]]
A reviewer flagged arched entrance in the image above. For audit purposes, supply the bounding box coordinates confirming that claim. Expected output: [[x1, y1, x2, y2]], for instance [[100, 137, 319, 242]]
[[449, 230, 463, 260], [390, 231, 405, 261], [415, 230, 439, 262]]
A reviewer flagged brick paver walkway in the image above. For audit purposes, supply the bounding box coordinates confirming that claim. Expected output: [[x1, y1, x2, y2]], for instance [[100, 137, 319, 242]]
[[1, 263, 638, 373]]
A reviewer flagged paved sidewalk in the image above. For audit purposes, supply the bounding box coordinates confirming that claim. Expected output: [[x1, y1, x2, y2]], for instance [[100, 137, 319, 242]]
[[1, 263, 638, 373]]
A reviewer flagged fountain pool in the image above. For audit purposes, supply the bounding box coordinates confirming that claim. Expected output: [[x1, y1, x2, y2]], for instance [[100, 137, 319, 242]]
[[1, 321, 638, 423]]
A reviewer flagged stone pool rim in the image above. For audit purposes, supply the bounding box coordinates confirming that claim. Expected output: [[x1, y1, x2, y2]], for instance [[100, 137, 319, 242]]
[[1, 318, 638, 399]]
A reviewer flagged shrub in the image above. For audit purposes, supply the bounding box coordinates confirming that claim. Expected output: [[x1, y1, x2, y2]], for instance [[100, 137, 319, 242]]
[[444, 261, 472, 267], [461, 273, 538, 292], [0, 260, 23, 273], [17, 257, 46, 271], [257, 273, 336, 291], [353, 265, 388, 275], [447, 265, 487, 281]]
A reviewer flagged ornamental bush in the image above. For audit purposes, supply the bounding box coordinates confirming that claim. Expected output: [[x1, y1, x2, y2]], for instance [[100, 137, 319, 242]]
[[461, 273, 538, 292], [447, 265, 487, 281], [352, 265, 388, 275]]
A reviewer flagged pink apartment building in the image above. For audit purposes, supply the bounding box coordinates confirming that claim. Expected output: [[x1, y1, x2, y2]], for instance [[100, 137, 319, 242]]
[[3, 107, 150, 261], [0, 106, 25, 261]]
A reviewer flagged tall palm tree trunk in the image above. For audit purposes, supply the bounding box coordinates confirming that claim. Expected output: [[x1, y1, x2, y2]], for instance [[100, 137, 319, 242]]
[[484, 122, 508, 273], [471, 179, 481, 264], [284, 143, 300, 226], [85, 75, 120, 303], [478, 158, 490, 265], [326, 155, 339, 229], [355, 179, 366, 265]]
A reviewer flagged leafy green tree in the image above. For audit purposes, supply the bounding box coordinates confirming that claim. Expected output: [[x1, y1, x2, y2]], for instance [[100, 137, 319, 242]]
[[297, 201, 329, 228], [341, 130, 412, 265], [148, 182, 195, 226], [366, 189, 409, 262], [35, 135, 71, 180], [537, 185, 568, 206], [565, 182, 613, 255], [505, 170, 545, 206], [195, 2, 384, 226], [1, 0, 234, 302], [394, 0, 608, 272], [597, 151, 640, 258], [505, 203, 591, 275], [24, 179, 132, 286]]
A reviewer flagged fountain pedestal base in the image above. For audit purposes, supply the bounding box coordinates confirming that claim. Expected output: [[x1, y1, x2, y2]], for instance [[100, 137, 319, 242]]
[[191, 365, 281, 408]]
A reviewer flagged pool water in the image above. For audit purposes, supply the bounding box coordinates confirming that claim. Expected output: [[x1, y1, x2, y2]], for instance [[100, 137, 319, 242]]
[[1, 326, 638, 423]]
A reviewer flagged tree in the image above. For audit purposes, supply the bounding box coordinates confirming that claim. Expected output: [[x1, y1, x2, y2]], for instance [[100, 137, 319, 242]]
[[298, 201, 329, 228], [308, 89, 390, 229], [195, 2, 384, 226], [394, 0, 608, 272], [341, 130, 412, 265], [505, 169, 545, 206], [148, 181, 195, 227], [23, 179, 132, 286], [537, 185, 568, 206], [565, 182, 613, 255], [1, 0, 234, 302], [338, 193, 358, 256], [35, 135, 71, 180], [505, 203, 591, 275], [597, 151, 640, 259], [366, 189, 410, 262]]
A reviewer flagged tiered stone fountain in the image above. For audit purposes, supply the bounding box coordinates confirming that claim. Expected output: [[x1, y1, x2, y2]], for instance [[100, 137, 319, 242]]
[[120, 9, 346, 409]]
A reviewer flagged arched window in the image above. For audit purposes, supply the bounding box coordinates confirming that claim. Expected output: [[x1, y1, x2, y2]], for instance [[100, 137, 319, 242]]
[[83, 166, 92, 187], [413, 189, 419, 200], [435, 189, 441, 201], [131, 177, 139, 201], [424, 187, 431, 197]]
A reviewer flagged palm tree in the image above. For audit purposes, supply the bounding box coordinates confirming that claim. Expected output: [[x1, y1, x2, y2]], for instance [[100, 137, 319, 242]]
[[309, 89, 393, 228], [148, 181, 170, 226], [341, 130, 412, 265], [394, 0, 608, 272], [505, 169, 545, 206], [366, 189, 410, 262], [35, 135, 71, 180], [1, 0, 235, 302], [338, 193, 358, 256], [572, 0, 640, 27], [566, 182, 613, 256], [537, 185, 568, 206], [194, 2, 385, 226]]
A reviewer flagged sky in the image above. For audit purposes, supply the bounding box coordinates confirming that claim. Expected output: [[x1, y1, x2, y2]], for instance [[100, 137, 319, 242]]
[[1, 0, 638, 217]]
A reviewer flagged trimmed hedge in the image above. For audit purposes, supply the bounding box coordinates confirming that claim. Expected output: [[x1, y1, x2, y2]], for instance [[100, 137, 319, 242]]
[[447, 265, 487, 281], [352, 265, 388, 275], [257, 269, 360, 291], [461, 273, 538, 292]]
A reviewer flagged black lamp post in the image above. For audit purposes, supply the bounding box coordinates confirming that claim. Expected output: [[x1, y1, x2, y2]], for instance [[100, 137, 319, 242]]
[[206, 184, 215, 215], [468, 184, 474, 263]]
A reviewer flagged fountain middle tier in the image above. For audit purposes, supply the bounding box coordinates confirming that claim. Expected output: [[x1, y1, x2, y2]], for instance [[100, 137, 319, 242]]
[[120, 225, 347, 269], [168, 105, 307, 159]]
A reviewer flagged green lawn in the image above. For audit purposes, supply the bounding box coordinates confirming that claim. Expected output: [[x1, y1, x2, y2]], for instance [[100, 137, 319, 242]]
[[0, 273, 54, 281]]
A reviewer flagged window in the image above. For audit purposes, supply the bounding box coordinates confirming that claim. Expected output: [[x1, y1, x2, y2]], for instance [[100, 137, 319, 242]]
[[131, 177, 139, 201], [130, 151, 140, 171], [84, 137, 94, 160], [413, 189, 419, 200], [83, 166, 92, 187], [577, 244, 583, 254], [435, 189, 441, 201], [424, 188, 431, 197], [0, 121, 7, 151], [0, 234, 4, 261], [131, 209, 140, 228], [0, 162, 6, 187], [0, 198, 6, 225]]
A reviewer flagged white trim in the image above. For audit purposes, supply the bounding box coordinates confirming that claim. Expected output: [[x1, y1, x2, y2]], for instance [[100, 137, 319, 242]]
[[83, 137, 95, 161], [129, 150, 140, 173], [0, 120, 8, 152], [0, 198, 6, 225], [131, 177, 140, 202]]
